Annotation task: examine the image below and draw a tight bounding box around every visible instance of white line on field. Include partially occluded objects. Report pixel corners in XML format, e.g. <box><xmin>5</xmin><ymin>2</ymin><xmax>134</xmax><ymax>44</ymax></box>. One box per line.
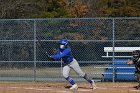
<box><xmin>96</xmin><ymin>87</ymin><xmax>108</xmax><ymax>89</ymax></box>
<box><xmin>94</xmin><ymin>85</ymin><xmax>130</xmax><ymax>89</ymax></box>
<box><xmin>0</xmin><ymin>86</ymin><xmax>68</xmax><ymax>92</ymax></box>
<box><xmin>100</xmin><ymin>85</ymin><xmax>131</xmax><ymax>88</ymax></box>
<box><xmin>0</xmin><ymin>86</ymin><xmax>96</xmax><ymax>92</ymax></box>
<box><xmin>111</xmin><ymin>86</ymin><xmax>130</xmax><ymax>88</ymax></box>
<box><xmin>129</xmin><ymin>90</ymin><xmax>140</xmax><ymax>92</ymax></box>
<box><xmin>78</xmin><ymin>89</ymin><xmax>92</xmax><ymax>91</ymax></box>
<box><xmin>0</xmin><ymin>86</ymin><xmax>52</xmax><ymax>90</ymax></box>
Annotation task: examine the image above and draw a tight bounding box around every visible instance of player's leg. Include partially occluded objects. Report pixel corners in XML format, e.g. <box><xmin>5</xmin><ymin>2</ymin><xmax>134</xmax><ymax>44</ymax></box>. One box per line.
<box><xmin>63</xmin><ymin>65</ymin><xmax>78</xmax><ymax>89</ymax></box>
<box><xmin>70</xmin><ymin>58</ymin><xmax>91</xmax><ymax>81</ymax></box>
<box><xmin>69</xmin><ymin>58</ymin><xmax>96</xmax><ymax>89</ymax></box>
<box><xmin>135</xmin><ymin>72</ymin><xmax>140</xmax><ymax>89</ymax></box>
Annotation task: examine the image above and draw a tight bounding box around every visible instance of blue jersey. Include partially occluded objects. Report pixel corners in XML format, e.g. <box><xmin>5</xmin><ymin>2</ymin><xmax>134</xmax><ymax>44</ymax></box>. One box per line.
<box><xmin>51</xmin><ymin>48</ymin><xmax>74</xmax><ymax>64</ymax></box>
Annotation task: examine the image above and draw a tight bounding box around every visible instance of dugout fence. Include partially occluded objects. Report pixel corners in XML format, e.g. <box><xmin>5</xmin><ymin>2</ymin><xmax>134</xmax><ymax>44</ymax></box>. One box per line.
<box><xmin>0</xmin><ymin>18</ymin><xmax>140</xmax><ymax>82</ymax></box>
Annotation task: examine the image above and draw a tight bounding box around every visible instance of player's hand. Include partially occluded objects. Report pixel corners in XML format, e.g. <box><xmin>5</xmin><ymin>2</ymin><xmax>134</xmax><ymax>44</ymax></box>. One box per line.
<box><xmin>127</xmin><ymin>59</ymin><xmax>133</xmax><ymax>65</ymax></box>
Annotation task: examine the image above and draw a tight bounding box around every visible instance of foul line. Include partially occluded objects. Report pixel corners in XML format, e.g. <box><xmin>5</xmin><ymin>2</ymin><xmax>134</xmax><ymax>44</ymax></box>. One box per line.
<box><xmin>96</xmin><ymin>87</ymin><xmax>108</xmax><ymax>89</ymax></box>
<box><xmin>0</xmin><ymin>86</ymin><xmax>68</xmax><ymax>93</ymax></box>
<box><xmin>78</xmin><ymin>89</ymin><xmax>93</xmax><ymax>91</ymax></box>
<box><xmin>129</xmin><ymin>90</ymin><xmax>140</xmax><ymax>92</ymax></box>
<box><xmin>0</xmin><ymin>86</ymin><xmax>52</xmax><ymax>90</ymax></box>
<box><xmin>108</xmin><ymin>85</ymin><xmax>131</xmax><ymax>88</ymax></box>
<box><xmin>0</xmin><ymin>86</ymin><xmax>96</xmax><ymax>92</ymax></box>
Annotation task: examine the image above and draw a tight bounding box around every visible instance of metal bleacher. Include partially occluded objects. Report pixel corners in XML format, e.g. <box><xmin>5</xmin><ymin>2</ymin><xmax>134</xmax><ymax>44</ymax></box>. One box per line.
<box><xmin>102</xmin><ymin>47</ymin><xmax>139</xmax><ymax>81</ymax></box>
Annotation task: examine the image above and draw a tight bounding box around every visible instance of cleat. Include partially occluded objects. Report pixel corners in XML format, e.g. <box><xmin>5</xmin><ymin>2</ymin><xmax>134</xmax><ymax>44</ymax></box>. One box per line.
<box><xmin>70</xmin><ymin>84</ymin><xmax>78</xmax><ymax>90</ymax></box>
<box><xmin>137</xmin><ymin>85</ymin><xmax>140</xmax><ymax>90</ymax></box>
<box><xmin>91</xmin><ymin>80</ymin><xmax>96</xmax><ymax>89</ymax></box>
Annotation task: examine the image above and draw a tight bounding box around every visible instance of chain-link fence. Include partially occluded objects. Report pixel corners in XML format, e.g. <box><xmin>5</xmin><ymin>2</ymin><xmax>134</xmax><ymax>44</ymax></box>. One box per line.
<box><xmin>0</xmin><ymin>18</ymin><xmax>140</xmax><ymax>82</ymax></box>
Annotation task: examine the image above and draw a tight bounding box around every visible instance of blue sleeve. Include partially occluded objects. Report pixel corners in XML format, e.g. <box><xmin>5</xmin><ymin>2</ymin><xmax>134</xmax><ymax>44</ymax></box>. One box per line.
<box><xmin>51</xmin><ymin>48</ymin><xmax>70</xmax><ymax>60</ymax></box>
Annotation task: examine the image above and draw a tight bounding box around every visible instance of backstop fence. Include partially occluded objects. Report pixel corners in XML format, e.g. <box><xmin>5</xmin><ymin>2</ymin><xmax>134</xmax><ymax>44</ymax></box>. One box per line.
<box><xmin>0</xmin><ymin>18</ymin><xmax>140</xmax><ymax>82</ymax></box>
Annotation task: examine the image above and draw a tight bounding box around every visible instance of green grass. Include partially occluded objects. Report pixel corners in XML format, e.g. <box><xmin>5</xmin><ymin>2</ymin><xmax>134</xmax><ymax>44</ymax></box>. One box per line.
<box><xmin>0</xmin><ymin>65</ymin><xmax>107</xmax><ymax>78</ymax></box>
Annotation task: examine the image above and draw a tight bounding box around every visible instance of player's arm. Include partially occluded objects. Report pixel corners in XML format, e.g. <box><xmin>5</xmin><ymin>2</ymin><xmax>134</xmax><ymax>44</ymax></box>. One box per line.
<box><xmin>48</xmin><ymin>49</ymin><xmax>60</xmax><ymax>61</ymax></box>
<box><xmin>51</xmin><ymin>48</ymin><xmax>70</xmax><ymax>60</ymax></box>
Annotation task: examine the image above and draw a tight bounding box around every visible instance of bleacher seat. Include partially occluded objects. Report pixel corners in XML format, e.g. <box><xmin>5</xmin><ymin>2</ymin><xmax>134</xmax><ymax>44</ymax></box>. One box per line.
<box><xmin>103</xmin><ymin>59</ymin><xmax>136</xmax><ymax>81</ymax></box>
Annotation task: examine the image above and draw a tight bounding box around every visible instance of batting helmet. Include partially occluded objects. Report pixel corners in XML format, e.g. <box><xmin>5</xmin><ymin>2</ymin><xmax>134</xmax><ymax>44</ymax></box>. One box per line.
<box><xmin>58</xmin><ymin>39</ymin><xmax>68</xmax><ymax>46</ymax></box>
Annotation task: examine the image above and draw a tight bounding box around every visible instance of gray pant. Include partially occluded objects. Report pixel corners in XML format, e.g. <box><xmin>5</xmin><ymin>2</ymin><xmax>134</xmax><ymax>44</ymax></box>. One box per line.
<box><xmin>63</xmin><ymin>58</ymin><xmax>85</xmax><ymax>78</ymax></box>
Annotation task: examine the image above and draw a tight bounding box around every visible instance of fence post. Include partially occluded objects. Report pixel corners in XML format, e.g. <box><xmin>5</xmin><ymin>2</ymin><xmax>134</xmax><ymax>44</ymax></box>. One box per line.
<box><xmin>33</xmin><ymin>20</ymin><xmax>37</xmax><ymax>81</ymax></box>
<box><xmin>112</xmin><ymin>18</ymin><xmax>115</xmax><ymax>82</ymax></box>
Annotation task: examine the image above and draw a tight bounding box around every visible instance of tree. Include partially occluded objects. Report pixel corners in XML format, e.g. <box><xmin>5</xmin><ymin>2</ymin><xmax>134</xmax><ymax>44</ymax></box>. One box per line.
<box><xmin>0</xmin><ymin>0</ymin><xmax>70</xmax><ymax>18</ymax></box>
<box><xmin>44</xmin><ymin>0</ymin><xmax>70</xmax><ymax>18</ymax></box>
<box><xmin>69</xmin><ymin>0</ymin><xmax>88</xmax><ymax>17</ymax></box>
<box><xmin>0</xmin><ymin>0</ymin><xmax>90</xmax><ymax>18</ymax></box>
<box><xmin>98</xmin><ymin>0</ymin><xmax>140</xmax><ymax>17</ymax></box>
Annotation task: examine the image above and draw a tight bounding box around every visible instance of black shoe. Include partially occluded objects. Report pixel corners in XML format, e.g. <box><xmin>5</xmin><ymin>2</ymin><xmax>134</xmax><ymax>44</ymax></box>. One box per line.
<box><xmin>133</xmin><ymin>85</ymin><xmax>138</xmax><ymax>88</ymax></box>
<box><xmin>136</xmin><ymin>85</ymin><xmax>140</xmax><ymax>90</ymax></box>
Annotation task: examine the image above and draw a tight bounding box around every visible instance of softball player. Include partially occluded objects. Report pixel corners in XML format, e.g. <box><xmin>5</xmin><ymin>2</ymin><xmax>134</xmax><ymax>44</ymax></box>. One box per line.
<box><xmin>50</xmin><ymin>39</ymin><xmax>96</xmax><ymax>90</ymax></box>
<box><xmin>127</xmin><ymin>50</ymin><xmax>140</xmax><ymax>90</ymax></box>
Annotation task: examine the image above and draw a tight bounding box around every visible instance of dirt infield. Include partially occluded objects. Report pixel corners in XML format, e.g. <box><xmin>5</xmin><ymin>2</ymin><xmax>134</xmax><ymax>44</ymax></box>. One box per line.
<box><xmin>0</xmin><ymin>81</ymin><xmax>139</xmax><ymax>93</ymax></box>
